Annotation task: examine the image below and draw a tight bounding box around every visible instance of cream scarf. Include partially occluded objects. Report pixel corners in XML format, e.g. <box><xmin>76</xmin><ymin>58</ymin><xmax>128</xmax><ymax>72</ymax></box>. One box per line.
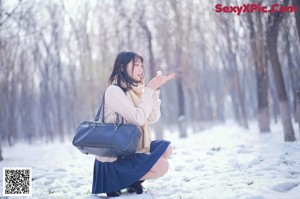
<box><xmin>113</xmin><ymin>79</ymin><xmax>151</xmax><ymax>154</ymax></box>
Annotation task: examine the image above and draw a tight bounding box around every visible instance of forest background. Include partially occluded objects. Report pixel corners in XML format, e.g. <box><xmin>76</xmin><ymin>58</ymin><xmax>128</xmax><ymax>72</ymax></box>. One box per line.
<box><xmin>0</xmin><ymin>0</ymin><xmax>300</xmax><ymax>160</ymax></box>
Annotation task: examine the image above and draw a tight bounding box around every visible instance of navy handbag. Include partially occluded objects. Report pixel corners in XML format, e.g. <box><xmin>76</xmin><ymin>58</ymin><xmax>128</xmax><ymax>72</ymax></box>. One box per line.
<box><xmin>72</xmin><ymin>91</ymin><xmax>141</xmax><ymax>157</ymax></box>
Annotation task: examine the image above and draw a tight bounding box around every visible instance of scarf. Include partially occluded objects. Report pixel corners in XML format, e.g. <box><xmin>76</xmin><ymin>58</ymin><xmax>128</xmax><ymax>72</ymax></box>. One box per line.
<box><xmin>113</xmin><ymin>79</ymin><xmax>151</xmax><ymax>154</ymax></box>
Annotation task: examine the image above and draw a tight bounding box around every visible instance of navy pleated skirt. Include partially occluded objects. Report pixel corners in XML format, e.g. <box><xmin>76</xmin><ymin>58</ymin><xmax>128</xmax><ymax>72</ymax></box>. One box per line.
<box><xmin>92</xmin><ymin>140</ymin><xmax>170</xmax><ymax>194</ymax></box>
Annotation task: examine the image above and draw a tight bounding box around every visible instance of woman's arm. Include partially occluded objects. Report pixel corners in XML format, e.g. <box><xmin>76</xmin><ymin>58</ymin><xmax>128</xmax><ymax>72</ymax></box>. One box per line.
<box><xmin>147</xmin><ymin>90</ymin><xmax>161</xmax><ymax>124</ymax></box>
<box><xmin>105</xmin><ymin>85</ymin><xmax>154</xmax><ymax>126</ymax></box>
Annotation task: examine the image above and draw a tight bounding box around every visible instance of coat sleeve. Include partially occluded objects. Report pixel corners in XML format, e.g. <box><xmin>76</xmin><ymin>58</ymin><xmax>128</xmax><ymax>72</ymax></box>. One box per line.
<box><xmin>105</xmin><ymin>85</ymin><xmax>154</xmax><ymax>126</ymax></box>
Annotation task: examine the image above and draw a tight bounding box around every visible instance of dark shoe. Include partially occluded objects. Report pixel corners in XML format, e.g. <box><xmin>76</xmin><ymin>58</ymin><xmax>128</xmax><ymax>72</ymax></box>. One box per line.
<box><xmin>127</xmin><ymin>181</ymin><xmax>144</xmax><ymax>194</ymax></box>
<box><xmin>106</xmin><ymin>190</ymin><xmax>121</xmax><ymax>197</ymax></box>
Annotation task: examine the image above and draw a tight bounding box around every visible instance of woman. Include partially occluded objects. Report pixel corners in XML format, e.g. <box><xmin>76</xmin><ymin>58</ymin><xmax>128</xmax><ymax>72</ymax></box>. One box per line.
<box><xmin>92</xmin><ymin>51</ymin><xmax>175</xmax><ymax>197</ymax></box>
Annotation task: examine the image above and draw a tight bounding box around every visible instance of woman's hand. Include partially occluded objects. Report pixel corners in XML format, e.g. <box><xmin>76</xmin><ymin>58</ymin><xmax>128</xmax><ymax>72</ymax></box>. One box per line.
<box><xmin>147</xmin><ymin>73</ymin><xmax>176</xmax><ymax>90</ymax></box>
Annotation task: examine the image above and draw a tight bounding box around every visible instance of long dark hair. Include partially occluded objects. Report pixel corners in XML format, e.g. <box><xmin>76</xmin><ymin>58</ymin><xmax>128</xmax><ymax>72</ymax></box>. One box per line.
<box><xmin>109</xmin><ymin>51</ymin><xmax>144</xmax><ymax>91</ymax></box>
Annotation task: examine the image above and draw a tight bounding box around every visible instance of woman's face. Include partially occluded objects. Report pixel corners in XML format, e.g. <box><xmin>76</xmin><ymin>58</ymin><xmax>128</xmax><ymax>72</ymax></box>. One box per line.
<box><xmin>126</xmin><ymin>58</ymin><xmax>144</xmax><ymax>82</ymax></box>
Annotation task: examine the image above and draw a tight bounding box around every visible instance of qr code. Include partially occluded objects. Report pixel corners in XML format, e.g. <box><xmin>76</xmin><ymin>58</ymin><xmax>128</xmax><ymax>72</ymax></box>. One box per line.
<box><xmin>3</xmin><ymin>167</ymin><xmax>32</xmax><ymax>196</ymax></box>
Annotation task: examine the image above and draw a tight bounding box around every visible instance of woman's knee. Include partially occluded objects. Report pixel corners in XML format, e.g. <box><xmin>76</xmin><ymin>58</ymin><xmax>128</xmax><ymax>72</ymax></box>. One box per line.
<box><xmin>160</xmin><ymin>159</ymin><xmax>169</xmax><ymax>176</ymax></box>
<box><xmin>162</xmin><ymin>145</ymin><xmax>173</xmax><ymax>159</ymax></box>
<box><xmin>153</xmin><ymin>158</ymin><xmax>169</xmax><ymax>177</ymax></box>
<box><xmin>141</xmin><ymin>158</ymin><xmax>169</xmax><ymax>180</ymax></box>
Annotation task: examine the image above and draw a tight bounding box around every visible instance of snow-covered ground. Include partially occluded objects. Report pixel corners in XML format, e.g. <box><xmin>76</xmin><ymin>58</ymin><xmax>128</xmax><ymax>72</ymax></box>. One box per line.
<box><xmin>1</xmin><ymin>121</ymin><xmax>300</xmax><ymax>199</ymax></box>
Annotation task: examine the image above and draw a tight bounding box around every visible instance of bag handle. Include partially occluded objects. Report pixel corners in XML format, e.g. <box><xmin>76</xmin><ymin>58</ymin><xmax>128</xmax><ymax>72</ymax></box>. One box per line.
<box><xmin>94</xmin><ymin>93</ymin><xmax>105</xmax><ymax>122</ymax></box>
<box><xmin>94</xmin><ymin>90</ymin><xmax>124</xmax><ymax>124</ymax></box>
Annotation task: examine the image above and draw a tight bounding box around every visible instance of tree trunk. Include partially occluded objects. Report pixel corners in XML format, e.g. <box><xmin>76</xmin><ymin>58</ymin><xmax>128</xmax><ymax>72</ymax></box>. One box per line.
<box><xmin>293</xmin><ymin>83</ymin><xmax>300</xmax><ymax>128</ymax></box>
<box><xmin>187</xmin><ymin>88</ymin><xmax>196</xmax><ymax>133</ymax></box>
<box><xmin>291</xmin><ymin>1</ymin><xmax>300</xmax><ymax>133</ymax></box>
<box><xmin>138</xmin><ymin>14</ymin><xmax>164</xmax><ymax>139</ymax></box>
<box><xmin>269</xmin><ymin>71</ymin><xmax>279</xmax><ymax>124</ymax></box>
<box><xmin>228</xmin><ymin>71</ymin><xmax>241</xmax><ymax>124</ymax></box>
<box><xmin>266</xmin><ymin>5</ymin><xmax>296</xmax><ymax>141</ymax></box>
<box><xmin>177</xmin><ymin>78</ymin><xmax>187</xmax><ymax>138</ymax></box>
<box><xmin>53</xmin><ymin>19</ymin><xmax>64</xmax><ymax>143</ymax></box>
<box><xmin>20</xmin><ymin>52</ymin><xmax>35</xmax><ymax>144</ymax></box>
<box><xmin>233</xmin><ymin>61</ymin><xmax>249</xmax><ymax>129</ymax></box>
<box><xmin>215</xmin><ymin>70</ymin><xmax>225</xmax><ymax>122</ymax></box>
<box><xmin>293</xmin><ymin>0</ymin><xmax>300</xmax><ymax>43</ymax></box>
<box><xmin>8</xmin><ymin>72</ymin><xmax>17</xmax><ymax>146</ymax></box>
<box><xmin>296</xmin><ymin>89</ymin><xmax>300</xmax><ymax>136</ymax></box>
<box><xmin>223</xmin><ymin>21</ymin><xmax>248</xmax><ymax>128</ymax></box>
<box><xmin>0</xmin><ymin>143</ymin><xmax>3</xmax><ymax>161</ymax></box>
<box><xmin>40</xmin><ymin>34</ymin><xmax>54</xmax><ymax>143</ymax></box>
<box><xmin>247</xmin><ymin>13</ymin><xmax>270</xmax><ymax>132</ymax></box>
<box><xmin>285</xmin><ymin>26</ymin><xmax>297</xmax><ymax>120</ymax></box>
<box><xmin>140</xmin><ymin>23</ymin><xmax>156</xmax><ymax>77</ymax></box>
<box><xmin>0</xmin><ymin>77</ymin><xmax>3</xmax><ymax>160</ymax></box>
<box><xmin>170</xmin><ymin>0</ymin><xmax>187</xmax><ymax>137</ymax></box>
<box><xmin>154</xmin><ymin>119</ymin><xmax>164</xmax><ymax>140</ymax></box>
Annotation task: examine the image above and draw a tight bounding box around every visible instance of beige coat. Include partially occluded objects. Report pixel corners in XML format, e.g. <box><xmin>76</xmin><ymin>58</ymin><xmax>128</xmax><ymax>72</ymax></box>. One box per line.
<box><xmin>95</xmin><ymin>85</ymin><xmax>161</xmax><ymax>162</ymax></box>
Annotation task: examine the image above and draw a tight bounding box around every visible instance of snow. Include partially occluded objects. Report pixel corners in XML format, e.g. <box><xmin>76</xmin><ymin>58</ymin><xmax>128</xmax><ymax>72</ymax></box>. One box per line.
<box><xmin>1</xmin><ymin>121</ymin><xmax>300</xmax><ymax>199</ymax></box>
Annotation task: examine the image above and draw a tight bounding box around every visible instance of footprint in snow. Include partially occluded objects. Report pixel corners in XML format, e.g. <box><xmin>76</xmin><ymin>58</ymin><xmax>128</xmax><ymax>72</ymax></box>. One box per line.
<box><xmin>194</xmin><ymin>165</ymin><xmax>204</xmax><ymax>170</ymax></box>
<box><xmin>175</xmin><ymin>165</ymin><xmax>184</xmax><ymax>171</ymax></box>
<box><xmin>271</xmin><ymin>182</ymin><xmax>300</xmax><ymax>192</ymax></box>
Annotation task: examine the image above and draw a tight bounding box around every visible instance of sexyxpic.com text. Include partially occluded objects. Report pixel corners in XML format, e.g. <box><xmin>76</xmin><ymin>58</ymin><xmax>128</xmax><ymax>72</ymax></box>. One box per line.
<box><xmin>215</xmin><ymin>3</ymin><xmax>297</xmax><ymax>16</ymax></box>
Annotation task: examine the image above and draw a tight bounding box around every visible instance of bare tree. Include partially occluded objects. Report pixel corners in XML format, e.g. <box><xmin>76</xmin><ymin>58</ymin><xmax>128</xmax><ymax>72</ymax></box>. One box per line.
<box><xmin>296</xmin><ymin>89</ymin><xmax>300</xmax><ymax>136</ymax></box>
<box><xmin>293</xmin><ymin>0</ymin><xmax>300</xmax><ymax>43</ymax></box>
<box><xmin>219</xmin><ymin>16</ymin><xmax>249</xmax><ymax>129</ymax></box>
<box><xmin>288</xmin><ymin>1</ymin><xmax>300</xmax><ymax>135</ymax></box>
<box><xmin>0</xmin><ymin>145</ymin><xmax>3</xmax><ymax>161</ymax></box>
<box><xmin>48</xmin><ymin>4</ymin><xmax>65</xmax><ymax>142</ymax></box>
<box><xmin>1</xmin><ymin>0</ymin><xmax>299</xmax><ymax>146</ymax></box>
<box><xmin>169</xmin><ymin>0</ymin><xmax>187</xmax><ymax>137</ymax></box>
<box><xmin>266</xmin><ymin>0</ymin><xmax>296</xmax><ymax>141</ymax></box>
<box><xmin>247</xmin><ymin>12</ymin><xmax>270</xmax><ymax>132</ymax></box>
<box><xmin>283</xmin><ymin>19</ymin><xmax>298</xmax><ymax>119</ymax></box>
<box><xmin>137</xmin><ymin>3</ymin><xmax>166</xmax><ymax>139</ymax></box>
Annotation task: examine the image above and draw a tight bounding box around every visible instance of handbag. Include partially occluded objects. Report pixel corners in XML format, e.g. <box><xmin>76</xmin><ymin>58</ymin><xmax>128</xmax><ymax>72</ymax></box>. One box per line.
<box><xmin>72</xmin><ymin>91</ymin><xmax>141</xmax><ymax>157</ymax></box>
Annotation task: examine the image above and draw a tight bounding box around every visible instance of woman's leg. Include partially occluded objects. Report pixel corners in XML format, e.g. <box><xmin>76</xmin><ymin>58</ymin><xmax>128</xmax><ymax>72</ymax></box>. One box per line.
<box><xmin>161</xmin><ymin>145</ymin><xmax>172</xmax><ymax>159</ymax></box>
<box><xmin>141</xmin><ymin>144</ymin><xmax>173</xmax><ymax>180</ymax></box>
<box><xmin>141</xmin><ymin>157</ymin><xmax>169</xmax><ymax>180</ymax></box>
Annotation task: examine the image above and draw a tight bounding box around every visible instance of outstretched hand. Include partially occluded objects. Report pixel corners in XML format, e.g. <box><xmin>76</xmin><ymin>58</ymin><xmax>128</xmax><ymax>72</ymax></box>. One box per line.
<box><xmin>147</xmin><ymin>73</ymin><xmax>176</xmax><ymax>90</ymax></box>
